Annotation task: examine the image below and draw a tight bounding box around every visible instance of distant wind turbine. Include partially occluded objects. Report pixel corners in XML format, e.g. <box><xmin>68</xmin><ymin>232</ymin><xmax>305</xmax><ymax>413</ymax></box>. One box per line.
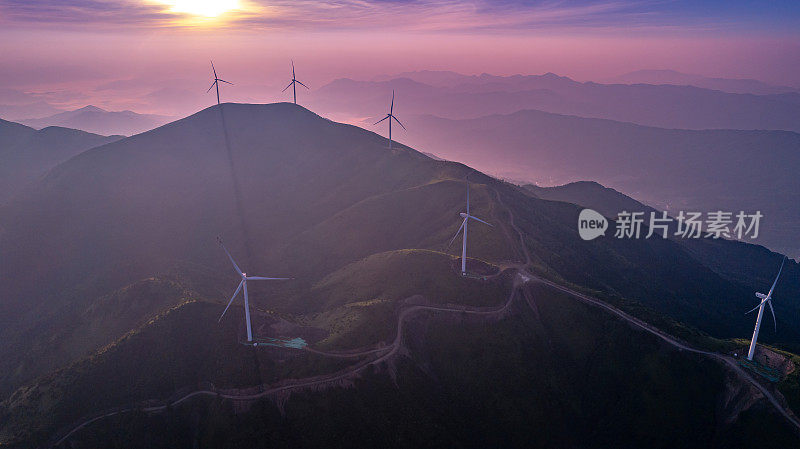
<box><xmin>282</xmin><ymin>60</ymin><xmax>309</xmax><ymax>105</ymax></box>
<box><xmin>745</xmin><ymin>257</ymin><xmax>786</xmax><ymax>361</ymax></box>
<box><xmin>217</xmin><ymin>237</ymin><xmax>290</xmax><ymax>344</ymax></box>
<box><xmin>374</xmin><ymin>90</ymin><xmax>405</xmax><ymax>150</ymax></box>
<box><xmin>207</xmin><ymin>60</ymin><xmax>233</xmax><ymax>105</ymax></box>
<box><xmin>447</xmin><ymin>180</ymin><xmax>493</xmax><ymax>276</ymax></box>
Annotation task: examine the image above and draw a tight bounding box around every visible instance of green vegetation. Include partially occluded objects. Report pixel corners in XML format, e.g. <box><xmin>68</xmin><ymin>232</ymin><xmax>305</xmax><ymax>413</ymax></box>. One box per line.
<box><xmin>46</xmin><ymin>284</ymin><xmax>800</xmax><ymax>448</ymax></box>
<box><xmin>301</xmin><ymin>249</ymin><xmax>509</xmax><ymax>349</ymax></box>
<box><xmin>0</xmin><ymin>300</ymin><xmax>351</xmax><ymax>446</ymax></box>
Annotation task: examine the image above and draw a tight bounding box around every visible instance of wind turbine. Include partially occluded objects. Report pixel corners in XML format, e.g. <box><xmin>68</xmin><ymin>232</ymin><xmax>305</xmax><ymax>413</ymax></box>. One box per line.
<box><xmin>447</xmin><ymin>181</ymin><xmax>493</xmax><ymax>276</ymax></box>
<box><xmin>374</xmin><ymin>90</ymin><xmax>405</xmax><ymax>150</ymax></box>
<box><xmin>217</xmin><ymin>237</ymin><xmax>290</xmax><ymax>344</ymax></box>
<box><xmin>207</xmin><ymin>60</ymin><xmax>233</xmax><ymax>105</ymax></box>
<box><xmin>282</xmin><ymin>60</ymin><xmax>309</xmax><ymax>105</ymax></box>
<box><xmin>745</xmin><ymin>257</ymin><xmax>786</xmax><ymax>361</ymax></box>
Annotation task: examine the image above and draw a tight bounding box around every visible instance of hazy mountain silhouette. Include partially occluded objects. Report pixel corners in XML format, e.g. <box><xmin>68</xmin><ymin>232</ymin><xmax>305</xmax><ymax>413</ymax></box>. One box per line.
<box><xmin>313</xmin><ymin>72</ymin><xmax>800</xmax><ymax>131</ymax></box>
<box><xmin>1</xmin><ymin>103</ymin><xmax>799</xmax><ymax>447</ymax></box>
<box><xmin>525</xmin><ymin>181</ymin><xmax>659</xmax><ymax>219</ymax></box>
<box><xmin>609</xmin><ymin>69</ymin><xmax>800</xmax><ymax>95</ymax></box>
<box><xmin>0</xmin><ymin>119</ymin><xmax>122</xmax><ymax>204</ymax></box>
<box><xmin>403</xmin><ymin>109</ymin><xmax>800</xmax><ymax>258</ymax></box>
<box><xmin>19</xmin><ymin>105</ymin><xmax>174</xmax><ymax>136</ymax></box>
<box><xmin>0</xmin><ymin>101</ymin><xmax>63</xmax><ymax>120</ymax></box>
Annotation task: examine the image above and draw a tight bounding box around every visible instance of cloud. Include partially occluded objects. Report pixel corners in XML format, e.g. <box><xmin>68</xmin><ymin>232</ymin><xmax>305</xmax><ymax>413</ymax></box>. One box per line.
<box><xmin>3</xmin><ymin>0</ymin><xmax>795</xmax><ymax>34</ymax></box>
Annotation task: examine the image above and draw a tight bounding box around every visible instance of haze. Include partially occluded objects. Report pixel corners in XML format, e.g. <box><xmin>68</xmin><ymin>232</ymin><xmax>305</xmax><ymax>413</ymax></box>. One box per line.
<box><xmin>1</xmin><ymin>0</ymin><xmax>799</xmax><ymax>116</ymax></box>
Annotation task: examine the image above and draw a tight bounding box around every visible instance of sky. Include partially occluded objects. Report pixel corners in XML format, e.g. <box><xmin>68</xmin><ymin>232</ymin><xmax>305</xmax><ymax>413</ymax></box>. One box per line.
<box><xmin>1</xmin><ymin>0</ymin><xmax>799</xmax><ymax>116</ymax></box>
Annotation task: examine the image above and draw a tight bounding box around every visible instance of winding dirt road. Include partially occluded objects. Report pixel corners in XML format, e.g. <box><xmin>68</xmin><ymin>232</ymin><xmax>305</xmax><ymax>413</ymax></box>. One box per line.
<box><xmin>51</xmin><ymin>278</ymin><xmax>523</xmax><ymax>447</ymax></box>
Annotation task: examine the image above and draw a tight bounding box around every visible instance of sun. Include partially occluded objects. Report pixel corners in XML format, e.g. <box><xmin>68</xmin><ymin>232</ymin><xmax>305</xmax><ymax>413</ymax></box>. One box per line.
<box><xmin>155</xmin><ymin>0</ymin><xmax>242</xmax><ymax>18</ymax></box>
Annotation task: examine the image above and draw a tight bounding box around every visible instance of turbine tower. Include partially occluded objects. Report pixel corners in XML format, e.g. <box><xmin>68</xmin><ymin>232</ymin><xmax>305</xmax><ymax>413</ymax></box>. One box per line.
<box><xmin>374</xmin><ymin>90</ymin><xmax>405</xmax><ymax>150</ymax></box>
<box><xmin>282</xmin><ymin>60</ymin><xmax>309</xmax><ymax>105</ymax></box>
<box><xmin>745</xmin><ymin>257</ymin><xmax>786</xmax><ymax>361</ymax></box>
<box><xmin>448</xmin><ymin>181</ymin><xmax>492</xmax><ymax>276</ymax></box>
<box><xmin>207</xmin><ymin>60</ymin><xmax>233</xmax><ymax>105</ymax></box>
<box><xmin>217</xmin><ymin>237</ymin><xmax>290</xmax><ymax>343</ymax></box>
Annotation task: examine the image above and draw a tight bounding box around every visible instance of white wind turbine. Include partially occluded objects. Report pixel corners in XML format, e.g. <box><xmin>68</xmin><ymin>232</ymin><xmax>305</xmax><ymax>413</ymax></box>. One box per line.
<box><xmin>207</xmin><ymin>60</ymin><xmax>233</xmax><ymax>105</ymax></box>
<box><xmin>374</xmin><ymin>90</ymin><xmax>405</xmax><ymax>150</ymax></box>
<box><xmin>217</xmin><ymin>238</ymin><xmax>290</xmax><ymax>344</ymax></box>
<box><xmin>448</xmin><ymin>181</ymin><xmax>492</xmax><ymax>276</ymax></box>
<box><xmin>745</xmin><ymin>257</ymin><xmax>786</xmax><ymax>361</ymax></box>
<box><xmin>282</xmin><ymin>60</ymin><xmax>309</xmax><ymax>105</ymax></box>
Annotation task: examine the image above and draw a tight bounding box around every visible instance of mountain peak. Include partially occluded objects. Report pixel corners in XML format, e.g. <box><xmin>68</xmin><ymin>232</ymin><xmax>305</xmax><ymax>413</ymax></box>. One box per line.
<box><xmin>75</xmin><ymin>105</ymin><xmax>106</xmax><ymax>113</ymax></box>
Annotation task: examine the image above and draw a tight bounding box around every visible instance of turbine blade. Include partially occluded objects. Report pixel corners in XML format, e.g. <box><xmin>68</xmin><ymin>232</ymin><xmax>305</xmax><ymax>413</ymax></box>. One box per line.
<box><xmin>245</xmin><ymin>276</ymin><xmax>291</xmax><ymax>281</ymax></box>
<box><xmin>390</xmin><ymin>90</ymin><xmax>394</xmax><ymax>114</ymax></box>
<box><xmin>745</xmin><ymin>298</ymin><xmax>768</xmax><ymax>315</ymax></box>
<box><xmin>219</xmin><ymin>241</ymin><xmax>243</xmax><ymax>276</ymax></box>
<box><xmin>296</xmin><ymin>80</ymin><xmax>310</xmax><ymax>89</ymax></box>
<box><xmin>766</xmin><ymin>257</ymin><xmax>786</xmax><ymax>298</ymax></box>
<box><xmin>282</xmin><ymin>81</ymin><xmax>294</xmax><ymax>92</ymax></box>
<box><xmin>211</xmin><ymin>60</ymin><xmax>217</xmax><ymax>78</ymax></box>
<box><xmin>219</xmin><ymin>280</ymin><xmax>244</xmax><ymax>322</ymax></box>
<box><xmin>218</xmin><ymin>79</ymin><xmax>233</xmax><ymax>85</ymax></box>
<box><xmin>391</xmin><ymin>115</ymin><xmax>406</xmax><ymax>130</ymax></box>
<box><xmin>466</xmin><ymin>182</ymin><xmax>470</xmax><ymax>215</ymax></box>
<box><xmin>207</xmin><ymin>81</ymin><xmax>217</xmax><ymax>93</ymax></box>
<box><xmin>448</xmin><ymin>218</ymin><xmax>467</xmax><ymax>248</ymax></box>
<box><xmin>374</xmin><ymin>115</ymin><xmax>389</xmax><ymax>125</ymax></box>
<box><xmin>292</xmin><ymin>59</ymin><xmax>295</xmax><ymax>78</ymax></box>
<box><xmin>768</xmin><ymin>300</ymin><xmax>777</xmax><ymax>332</ymax></box>
<box><xmin>468</xmin><ymin>215</ymin><xmax>493</xmax><ymax>227</ymax></box>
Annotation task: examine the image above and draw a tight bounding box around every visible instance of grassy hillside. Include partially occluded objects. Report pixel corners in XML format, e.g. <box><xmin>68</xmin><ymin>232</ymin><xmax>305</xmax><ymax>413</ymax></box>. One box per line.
<box><xmin>300</xmin><ymin>249</ymin><xmax>509</xmax><ymax>349</ymax></box>
<box><xmin>16</xmin><ymin>282</ymin><xmax>798</xmax><ymax>448</ymax></box>
<box><xmin>2</xmin><ymin>103</ymin><xmax>800</xmax><ymax>447</ymax></box>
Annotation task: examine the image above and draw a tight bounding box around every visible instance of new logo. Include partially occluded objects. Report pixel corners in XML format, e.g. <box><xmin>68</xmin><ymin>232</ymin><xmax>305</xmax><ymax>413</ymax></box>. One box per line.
<box><xmin>578</xmin><ymin>209</ymin><xmax>608</xmax><ymax>241</ymax></box>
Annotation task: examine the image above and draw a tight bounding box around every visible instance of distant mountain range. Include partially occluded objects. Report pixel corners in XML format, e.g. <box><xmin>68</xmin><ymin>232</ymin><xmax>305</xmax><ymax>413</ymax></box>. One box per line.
<box><xmin>313</xmin><ymin>71</ymin><xmax>800</xmax><ymax>132</ymax></box>
<box><xmin>18</xmin><ymin>105</ymin><xmax>174</xmax><ymax>136</ymax></box>
<box><xmin>402</xmin><ymin>109</ymin><xmax>800</xmax><ymax>258</ymax></box>
<box><xmin>0</xmin><ymin>118</ymin><xmax>121</xmax><ymax>204</ymax></box>
<box><xmin>0</xmin><ymin>101</ymin><xmax>64</xmax><ymax>120</ymax></box>
<box><xmin>608</xmin><ymin>69</ymin><xmax>800</xmax><ymax>95</ymax></box>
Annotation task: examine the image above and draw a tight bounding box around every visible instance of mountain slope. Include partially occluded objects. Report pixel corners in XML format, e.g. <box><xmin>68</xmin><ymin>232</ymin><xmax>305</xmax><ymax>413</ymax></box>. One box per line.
<box><xmin>1</xmin><ymin>102</ymin><xmax>798</xmax><ymax>394</ymax></box>
<box><xmin>0</xmin><ymin>119</ymin><xmax>121</xmax><ymax>204</ymax></box>
<box><xmin>1</xmin><ymin>103</ymin><xmax>800</xmax><ymax>446</ymax></box>
<box><xmin>524</xmin><ymin>181</ymin><xmax>658</xmax><ymax>219</ymax></box>
<box><xmin>2</xmin><ymin>274</ymin><xmax>797</xmax><ymax>448</ymax></box>
<box><xmin>19</xmin><ymin>105</ymin><xmax>173</xmax><ymax>136</ymax></box>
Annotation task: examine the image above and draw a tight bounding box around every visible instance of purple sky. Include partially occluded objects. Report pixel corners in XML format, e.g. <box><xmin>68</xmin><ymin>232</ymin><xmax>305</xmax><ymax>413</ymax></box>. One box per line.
<box><xmin>1</xmin><ymin>1</ymin><xmax>799</xmax><ymax>116</ymax></box>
